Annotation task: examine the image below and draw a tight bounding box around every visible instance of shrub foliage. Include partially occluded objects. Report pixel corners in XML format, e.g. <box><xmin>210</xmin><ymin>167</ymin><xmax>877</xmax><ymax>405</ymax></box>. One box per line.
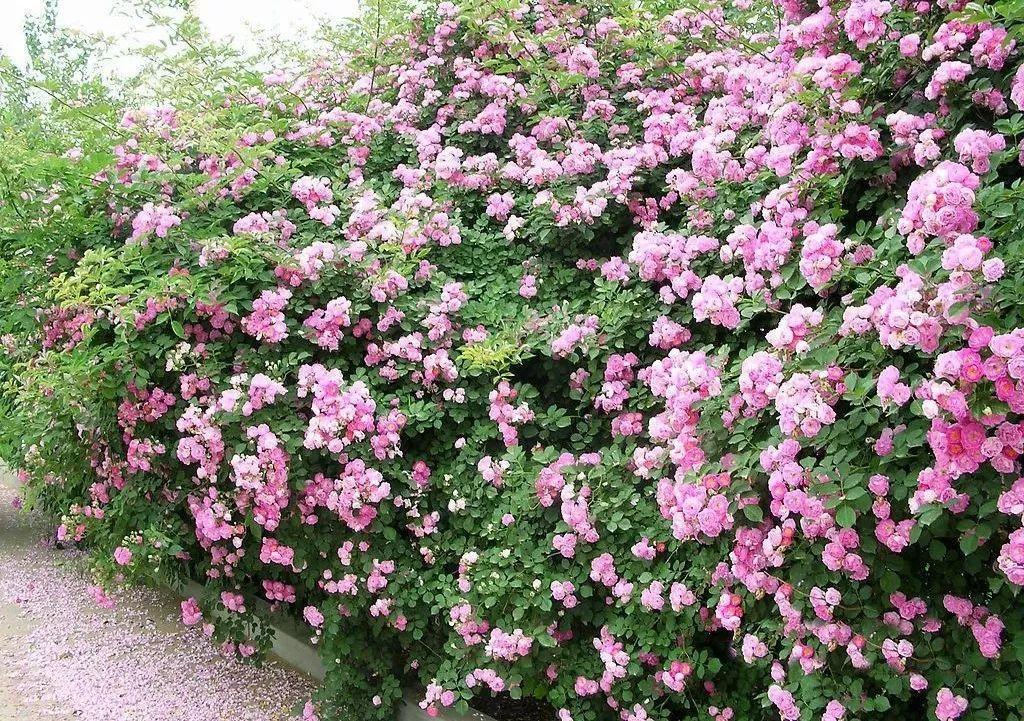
<box><xmin>4</xmin><ymin>1</ymin><xmax>1024</xmax><ymax>720</ymax></box>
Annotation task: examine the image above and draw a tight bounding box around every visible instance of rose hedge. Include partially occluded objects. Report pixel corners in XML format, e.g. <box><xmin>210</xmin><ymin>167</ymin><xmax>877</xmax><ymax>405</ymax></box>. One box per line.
<box><xmin>4</xmin><ymin>1</ymin><xmax>1024</xmax><ymax>720</ymax></box>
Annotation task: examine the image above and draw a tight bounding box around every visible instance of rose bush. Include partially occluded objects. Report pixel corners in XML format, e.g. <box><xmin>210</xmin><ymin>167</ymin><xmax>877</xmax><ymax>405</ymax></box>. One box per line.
<box><xmin>4</xmin><ymin>1</ymin><xmax>1024</xmax><ymax>720</ymax></box>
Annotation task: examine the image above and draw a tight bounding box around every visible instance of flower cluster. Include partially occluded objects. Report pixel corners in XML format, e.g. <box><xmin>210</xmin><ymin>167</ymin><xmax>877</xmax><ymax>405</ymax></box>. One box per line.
<box><xmin>241</xmin><ymin>287</ymin><xmax>292</xmax><ymax>343</ymax></box>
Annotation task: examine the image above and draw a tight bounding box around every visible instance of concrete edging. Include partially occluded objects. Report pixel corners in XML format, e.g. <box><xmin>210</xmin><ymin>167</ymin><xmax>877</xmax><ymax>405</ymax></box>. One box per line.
<box><xmin>179</xmin><ymin>581</ymin><xmax>496</xmax><ymax>721</ymax></box>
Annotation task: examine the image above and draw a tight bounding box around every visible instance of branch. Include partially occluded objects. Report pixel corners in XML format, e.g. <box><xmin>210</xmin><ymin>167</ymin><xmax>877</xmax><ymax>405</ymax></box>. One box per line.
<box><xmin>0</xmin><ymin>67</ymin><xmax>127</xmax><ymax>137</ymax></box>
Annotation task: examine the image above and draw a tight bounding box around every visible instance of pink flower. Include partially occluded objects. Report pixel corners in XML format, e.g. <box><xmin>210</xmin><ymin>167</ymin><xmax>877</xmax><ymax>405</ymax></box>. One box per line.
<box><xmin>800</xmin><ymin>223</ymin><xmax>844</xmax><ymax>290</ymax></box>
<box><xmin>486</xmin><ymin>192</ymin><xmax>515</xmax><ymax>221</ymax></box>
<box><xmin>899</xmin><ymin>34</ymin><xmax>920</xmax><ymax>57</ymax></box>
<box><xmin>877</xmin><ymin>366</ymin><xmax>911</xmax><ymax>407</ymax></box>
<box><xmin>221</xmin><ymin>591</ymin><xmax>246</xmax><ymax>613</ymax></box>
<box><xmin>954</xmin><ymin>129</ymin><xmax>1006</xmax><ymax>174</ymax></box>
<box><xmin>291</xmin><ymin>176</ymin><xmax>339</xmax><ymax>226</ymax></box>
<box><xmin>934</xmin><ymin>688</ymin><xmax>968</xmax><ymax>721</ymax></box>
<box><xmin>822</xmin><ymin>700</ymin><xmax>846</xmax><ymax>721</ymax></box>
<box><xmin>303</xmin><ymin>605</ymin><xmax>325</xmax><ymax>628</ymax></box>
<box><xmin>129</xmin><ymin>202</ymin><xmax>181</xmax><ymax>242</ymax></box>
<box><xmin>925</xmin><ymin>62</ymin><xmax>972</xmax><ymax>101</ymax></box>
<box><xmin>767</xmin><ymin>684</ymin><xmax>799</xmax><ymax>721</ymax></box>
<box><xmin>692</xmin><ymin>275</ymin><xmax>743</xmax><ymax>329</ymax></box>
<box><xmin>180</xmin><ymin>597</ymin><xmax>203</xmax><ymax>626</ymax></box>
<box><xmin>1013</xmin><ymin>65</ymin><xmax>1024</xmax><ymax>111</ymax></box>
<box><xmin>843</xmin><ymin>0</ymin><xmax>891</xmax><ymax>50</ymax></box>
<box><xmin>241</xmin><ymin>287</ymin><xmax>292</xmax><ymax>343</ymax></box>
<box><xmin>302</xmin><ymin>700</ymin><xmax>320</xmax><ymax>721</ymax></box>
<box><xmin>898</xmin><ymin>162</ymin><xmax>980</xmax><ymax>253</ymax></box>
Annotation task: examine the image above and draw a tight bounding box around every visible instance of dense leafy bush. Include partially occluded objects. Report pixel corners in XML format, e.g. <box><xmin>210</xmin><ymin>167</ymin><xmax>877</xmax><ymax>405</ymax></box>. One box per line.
<box><xmin>6</xmin><ymin>0</ymin><xmax>1024</xmax><ymax>719</ymax></box>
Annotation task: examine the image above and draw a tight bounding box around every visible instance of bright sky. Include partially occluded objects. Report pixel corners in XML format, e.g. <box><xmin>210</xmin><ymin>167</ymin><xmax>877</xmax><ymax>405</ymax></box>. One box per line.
<box><xmin>0</xmin><ymin>0</ymin><xmax>360</xmax><ymax>69</ymax></box>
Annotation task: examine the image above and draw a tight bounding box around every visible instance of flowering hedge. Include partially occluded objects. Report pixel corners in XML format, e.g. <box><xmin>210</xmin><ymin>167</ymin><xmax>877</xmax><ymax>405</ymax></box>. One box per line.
<box><xmin>5</xmin><ymin>1</ymin><xmax>1024</xmax><ymax>720</ymax></box>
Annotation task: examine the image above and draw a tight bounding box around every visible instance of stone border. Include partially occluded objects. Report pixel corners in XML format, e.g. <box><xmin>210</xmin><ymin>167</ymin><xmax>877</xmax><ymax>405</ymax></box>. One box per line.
<box><xmin>180</xmin><ymin>582</ymin><xmax>496</xmax><ymax>721</ymax></box>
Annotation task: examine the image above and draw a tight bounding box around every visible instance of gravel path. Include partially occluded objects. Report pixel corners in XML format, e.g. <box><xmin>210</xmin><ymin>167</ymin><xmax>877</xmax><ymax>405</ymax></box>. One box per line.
<box><xmin>0</xmin><ymin>469</ymin><xmax>315</xmax><ymax>721</ymax></box>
